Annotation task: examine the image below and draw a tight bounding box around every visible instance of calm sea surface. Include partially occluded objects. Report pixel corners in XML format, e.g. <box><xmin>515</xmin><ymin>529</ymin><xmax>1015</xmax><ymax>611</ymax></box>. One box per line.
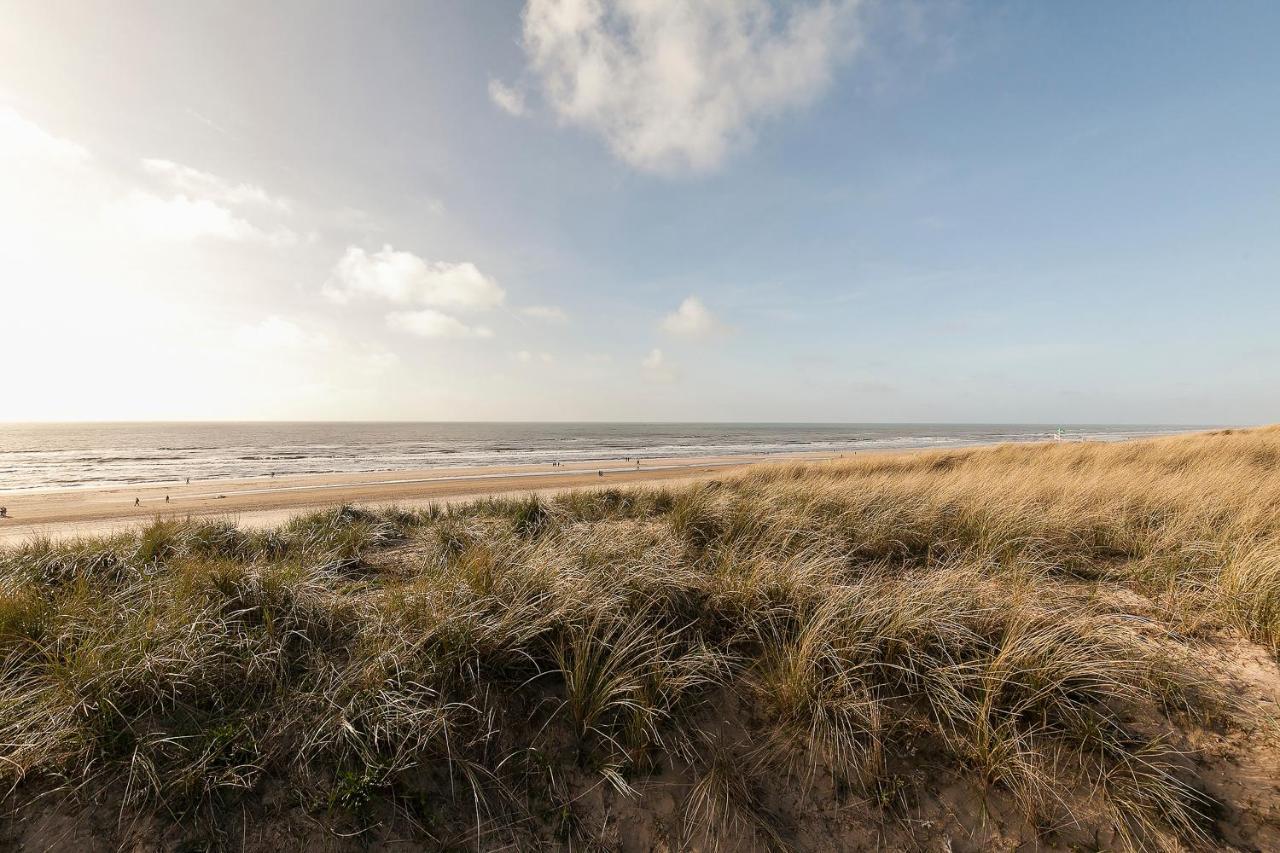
<box><xmin>0</xmin><ymin>423</ymin><xmax>1207</xmax><ymax>492</ymax></box>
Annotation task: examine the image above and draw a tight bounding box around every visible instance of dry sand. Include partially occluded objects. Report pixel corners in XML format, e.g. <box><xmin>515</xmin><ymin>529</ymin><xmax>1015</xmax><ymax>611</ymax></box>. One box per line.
<box><xmin>0</xmin><ymin>452</ymin><xmax>840</xmax><ymax>545</ymax></box>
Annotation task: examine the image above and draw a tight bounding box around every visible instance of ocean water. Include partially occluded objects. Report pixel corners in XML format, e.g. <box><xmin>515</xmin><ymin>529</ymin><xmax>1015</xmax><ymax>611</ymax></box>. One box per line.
<box><xmin>0</xmin><ymin>422</ymin><xmax>1205</xmax><ymax>492</ymax></box>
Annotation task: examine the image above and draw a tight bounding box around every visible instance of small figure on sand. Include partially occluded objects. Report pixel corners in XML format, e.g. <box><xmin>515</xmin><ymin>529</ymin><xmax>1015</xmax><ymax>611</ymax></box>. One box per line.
<box><xmin>185</xmin><ymin>477</ymin><xmax>190</xmax><ymax>485</ymax></box>
<box><xmin>598</xmin><ymin>470</ymin><xmax>603</xmax><ymax>477</ymax></box>
<box><xmin>134</xmin><ymin>497</ymin><xmax>140</xmax><ymax>507</ymax></box>
<box><xmin>165</xmin><ymin>495</ymin><xmax>170</xmax><ymax>503</ymax></box>
<box><xmin>0</xmin><ymin>506</ymin><xmax>8</xmax><ymax>518</ymax></box>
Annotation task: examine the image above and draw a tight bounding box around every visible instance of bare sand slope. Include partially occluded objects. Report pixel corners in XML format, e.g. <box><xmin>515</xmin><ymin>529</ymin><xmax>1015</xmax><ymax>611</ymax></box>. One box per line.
<box><xmin>0</xmin><ymin>452</ymin><xmax>835</xmax><ymax>545</ymax></box>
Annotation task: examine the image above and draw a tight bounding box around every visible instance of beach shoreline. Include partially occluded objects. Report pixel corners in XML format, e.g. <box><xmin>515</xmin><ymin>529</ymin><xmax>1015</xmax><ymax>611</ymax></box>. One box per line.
<box><xmin>0</xmin><ymin>427</ymin><xmax>1206</xmax><ymax>547</ymax></box>
<box><xmin>0</xmin><ymin>450</ymin><xmax>843</xmax><ymax>545</ymax></box>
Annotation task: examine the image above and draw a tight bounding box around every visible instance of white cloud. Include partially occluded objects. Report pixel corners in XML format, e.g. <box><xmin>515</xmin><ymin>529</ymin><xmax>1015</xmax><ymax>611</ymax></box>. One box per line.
<box><xmin>520</xmin><ymin>304</ymin><xmax>568</xmax><ymax>322</ymax></box>
<box><xmin>387</xmin><ymin>309</ymin><xmax>494</xmax><ymax>339</ymax></box>
<box><xmin>520</xmin><ymin>0</ymin><xmax>864</xmax><ymax>173</ymax></box>
<box><xmin>488</xmin><ymin>78</ymin><xmax>527</xmax><ymax>116</ymax></box>
<box><xmin>324</xmin><ymin>245</ymin><xmax>505</xmax><ymax>311</ymax></box>
<box><xmin>108</xmin><ymin>190</ymin><xmax>298</xmax><ymax>245</ymax></box>
<box><xmin>141</xmin><ymin>158</ymin><xmax>292</xmax><ymax>212</ymax></box>
<box><xmin>114</xmin><ymin>158</ymin><xmax>299</xmax><ymax>245</ymax></box>
<box><xmin>661</xmin><ymin>295</ymin><xmax>722</xmax><ymax>337</ymax></box>
<box><xmin>641</xmin><ymin>347</ymin><xmax>677</xmax><ymax>381</ymax></box>
<box><xmin>513</xmin><ymin>350</ymin><xmax>555</xmax><ymax>363</ymax></box>
<box><xmin>0</xmin><ymin>107</ymin><xmax>90</xmax><ymax>165</ymax></box>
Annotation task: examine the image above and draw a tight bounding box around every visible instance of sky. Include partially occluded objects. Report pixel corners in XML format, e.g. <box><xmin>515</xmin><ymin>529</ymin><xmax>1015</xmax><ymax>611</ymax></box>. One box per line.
<box><xmin>1</xmin><ymin>0</ymin><xmax>1278</xmax><ymax>424</ymax></box>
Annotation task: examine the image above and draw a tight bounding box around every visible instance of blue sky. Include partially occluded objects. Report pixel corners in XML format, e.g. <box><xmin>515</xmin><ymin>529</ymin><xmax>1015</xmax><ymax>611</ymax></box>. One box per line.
<box><xmin>1</xmin><ymin>0</ymin><xmax>1277</xmax><ymax>422</ymax></box>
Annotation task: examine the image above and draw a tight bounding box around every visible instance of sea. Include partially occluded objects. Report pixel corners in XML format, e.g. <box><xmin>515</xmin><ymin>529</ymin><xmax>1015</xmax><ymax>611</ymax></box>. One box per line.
<box><xmin>0</xmin><ymin>423</ymin><xmax>1207</xmax><ymax>492</ymax></box>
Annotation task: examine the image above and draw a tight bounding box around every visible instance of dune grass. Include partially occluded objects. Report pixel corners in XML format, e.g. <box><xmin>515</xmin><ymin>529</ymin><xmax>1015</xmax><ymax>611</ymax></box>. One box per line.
<box><xmin>1</xmin><ymin>427</ymin><xmax>1278</xmax><ymax>849</ymax></box>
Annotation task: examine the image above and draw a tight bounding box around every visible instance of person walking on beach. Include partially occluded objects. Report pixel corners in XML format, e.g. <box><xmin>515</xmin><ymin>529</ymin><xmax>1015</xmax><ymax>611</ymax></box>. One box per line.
<box><xmin>185</xmin><ymin>477</ymin><xmax>190</xmax><ymax>485</ymax></box>
<box><xmin>134</xmin><ymin>498</ymin><xmax>140</xmax><ymax>507</ymax></box>
<box><xmin>0</xmin><ymin>506</ymin><xmax>8</xmax><ymax>518</ymax></box>
<box><xmin>165</xmin><ymin>495</ymin><xmax>170</xmax><ymax>503</ymax></box>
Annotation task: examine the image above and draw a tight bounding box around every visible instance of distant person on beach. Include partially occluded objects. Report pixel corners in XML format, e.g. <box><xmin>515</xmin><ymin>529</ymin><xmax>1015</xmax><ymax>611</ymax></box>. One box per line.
<box><xmin>185</xmin><ymin>477</ymin><xmax>190</xmax><ymax>484</ymax></box>
<box><xmin>598</xmin><ymin>470</ymin><xmax>603</xmax><ymax>477</ymax></box>
<box><xmin>134</xmin><ymin>498</ymin><xmax>140</xmax><ymax>507</ymax></box>
<box><xmin>165</xmin><ymin>495</ymin><xmax>170</xmax><ymax>503</ymax></box>
<box><xmin>0</xmin><ymin>506</ymin><xmax>7</xmax><ymax>518</ymax></box>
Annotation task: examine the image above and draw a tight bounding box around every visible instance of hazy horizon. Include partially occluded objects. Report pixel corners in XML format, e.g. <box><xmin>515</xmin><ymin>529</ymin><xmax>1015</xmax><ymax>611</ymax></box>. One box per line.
<box><xmin>3</xmin><ymin>1</ymin><xmax>1278</xmax><ymax>424</ymax></box>
<box><xmin>0</xmin><ymin>418</ymin><xmax>1230</xmax><ymax>427</ymax></box>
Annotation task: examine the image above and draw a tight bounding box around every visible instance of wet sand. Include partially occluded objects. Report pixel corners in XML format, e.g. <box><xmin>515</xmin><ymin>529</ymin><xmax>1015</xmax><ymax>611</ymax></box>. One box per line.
<box><xmin>0</xmin><ymin>452</ymin><xmax>838</xmax><ymax>545</ymax></box>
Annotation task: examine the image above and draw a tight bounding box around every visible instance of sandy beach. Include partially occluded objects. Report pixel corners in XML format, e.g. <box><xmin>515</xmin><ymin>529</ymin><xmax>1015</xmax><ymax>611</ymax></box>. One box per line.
<box><xmin>0</xmin><ymin>451</ymin><xmax>836</xmax><ymax>546</ymax></box>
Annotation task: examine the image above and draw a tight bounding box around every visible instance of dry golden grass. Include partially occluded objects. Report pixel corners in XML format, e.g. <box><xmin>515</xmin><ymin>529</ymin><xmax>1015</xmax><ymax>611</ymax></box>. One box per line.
<box><xmin>736</xmin><ymin>425</ymin><xmax>1280</xmax><ymax>648</ymax></box>
<box><xmin>0</xmin><ymin>427</ymin><xmax>1277</xmax><ymax>851</ymax></box>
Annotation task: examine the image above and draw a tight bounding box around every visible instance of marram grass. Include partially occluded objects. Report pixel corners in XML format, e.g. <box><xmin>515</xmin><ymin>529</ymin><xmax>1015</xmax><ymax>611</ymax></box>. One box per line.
<box><xmin>1</xmin><ymin>427</ymin><xmax>1278</xmax><ymax>850</ymax></box>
